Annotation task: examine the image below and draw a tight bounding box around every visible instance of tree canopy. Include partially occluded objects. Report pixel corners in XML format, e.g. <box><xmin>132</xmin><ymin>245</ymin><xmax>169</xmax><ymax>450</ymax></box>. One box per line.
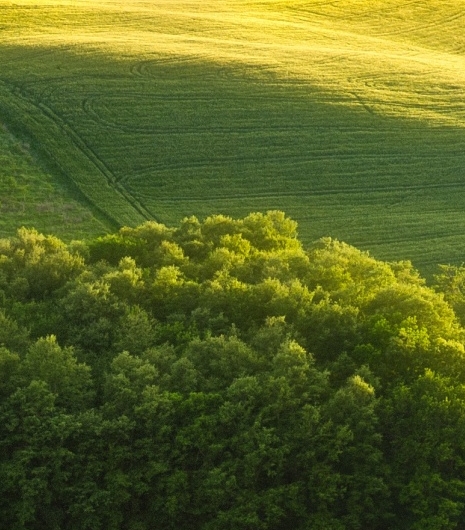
<box><xmin>1</xmin><ymin>211</ymin><xmax>465</xmax><ymax>529</ymax></box>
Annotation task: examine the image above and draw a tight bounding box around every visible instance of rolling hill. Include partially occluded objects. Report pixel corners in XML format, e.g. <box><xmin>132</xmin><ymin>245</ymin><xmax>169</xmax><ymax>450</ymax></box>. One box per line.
<box><xmin>1</xmin><ymin>0</ymin><xmax>465</xmax><ymax>274</ymax></box>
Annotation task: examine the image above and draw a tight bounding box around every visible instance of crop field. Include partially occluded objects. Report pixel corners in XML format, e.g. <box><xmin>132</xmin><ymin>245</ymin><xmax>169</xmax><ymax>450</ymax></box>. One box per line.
<box><xmin>0</xmin><ymin>121</ymin><xmax>108</xmax><ymax>239</ymax></box>
<box><xmin>1</xmin><ymin>0</ymin><xmax>465</xmax><ymax>273</ymax></box>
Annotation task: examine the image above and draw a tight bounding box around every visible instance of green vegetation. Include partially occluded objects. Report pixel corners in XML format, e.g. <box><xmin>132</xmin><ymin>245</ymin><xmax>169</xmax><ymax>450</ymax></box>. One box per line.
<box><xmin>0</xmin><ymin>121</ymin><xmax>107</xmax><ymax>239</ymax></box>
<box><xmin>0</xmin><ymin>1</ymin><xmax>465</xmax><ymax>274</ymax></box>
<box><xmin>3</xmin><ymin>2</ymin><xmax>465</xmax><ymax>526</ymax></box>
<box><xmin>3</xmin><ymin>212</ymin><xmax>465</xmax><ymax>528</ymax></box>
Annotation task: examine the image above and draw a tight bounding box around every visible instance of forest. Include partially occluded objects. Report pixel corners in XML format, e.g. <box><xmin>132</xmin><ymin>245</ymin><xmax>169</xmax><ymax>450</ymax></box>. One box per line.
<box><xmin>2</xmin><ymin>210</ymin><xmax>465</xmax><ymax>529</ymax></box>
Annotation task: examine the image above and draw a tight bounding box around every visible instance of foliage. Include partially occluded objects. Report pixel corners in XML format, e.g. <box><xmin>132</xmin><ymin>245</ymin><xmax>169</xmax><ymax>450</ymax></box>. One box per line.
<box><xmin>1</xmin><ymin>213</ymin><xmax>465</xmax><ymax>527</ymax></box>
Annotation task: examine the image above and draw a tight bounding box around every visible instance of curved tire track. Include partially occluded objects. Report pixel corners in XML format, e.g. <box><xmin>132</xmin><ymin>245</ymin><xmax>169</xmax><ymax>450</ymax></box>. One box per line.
<box><xmin>0</xmin><ymin>79</ymin><xmax>153</xmax><ymax>227</ymax></box>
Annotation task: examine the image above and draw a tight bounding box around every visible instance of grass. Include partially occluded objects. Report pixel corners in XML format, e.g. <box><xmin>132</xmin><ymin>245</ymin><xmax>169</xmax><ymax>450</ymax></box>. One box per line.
<box><xmin>0</xmin><ymin>0</ymin><xmax>465</xmax><ymax>274</ymax></box>
<box><xmin>0</xmin><ymin>121</ymin><xmax>108</xmax><ymax>239</ymax></box>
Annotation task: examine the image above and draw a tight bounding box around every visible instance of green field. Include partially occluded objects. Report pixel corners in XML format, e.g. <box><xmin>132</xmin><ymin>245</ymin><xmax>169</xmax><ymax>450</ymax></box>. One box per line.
<box><xmin>0</xmin><ymin>120</ymin><xmax>108</xmax><ymax>239</ymax></box>
<box><xmin>1</xmin><ymin>0</ymin><xmax>465</xmax><ymax>273</ymax></box>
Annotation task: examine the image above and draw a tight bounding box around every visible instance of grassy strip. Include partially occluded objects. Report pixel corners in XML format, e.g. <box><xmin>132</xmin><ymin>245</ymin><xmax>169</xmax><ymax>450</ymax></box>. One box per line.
<box><xmin>0</xmin><ymin>126</ymin><xmax>107</xmax><ymax>239</ymax></box>
<box><xmin>0</xmin><ymin>80</ymin><xmax>149</xmax><ymax>229</ymax></box>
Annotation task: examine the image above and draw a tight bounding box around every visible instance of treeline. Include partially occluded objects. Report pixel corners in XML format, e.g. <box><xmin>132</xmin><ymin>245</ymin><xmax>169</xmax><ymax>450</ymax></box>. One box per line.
<box><xmin>2</xmin><ymin>211</ymin><xmax>465</xmax><ymax>529</ymax></box>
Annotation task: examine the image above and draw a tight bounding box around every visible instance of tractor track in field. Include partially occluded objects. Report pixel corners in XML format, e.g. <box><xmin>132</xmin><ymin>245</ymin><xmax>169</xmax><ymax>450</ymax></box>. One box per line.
<box><xmin>3</xmin><ymin>0</ymin><xmax>465</xmax><ymax>272</ymax></box>
<box><xmin>0</xmin><ymin>78</ymin><xmax>154</xmax><ymax>225</ymax></box>
<box><xmin>121</xmin><ymin>147</ymin><xmax>465</xmax><ymax>179</ymax></box>
<box><xmin>129</xmin><ymin>56</ymin><xmax>201</xmax><ymax>77</ymax></box>
<box><xmin>357</xmin><ymin>229</ymin><xmax>465</xmax><ymax>251</ymax></box>
<box><xmin>34</xmin><ymin>98</ymin><xmax>156</xmax><ymax>221</ymax></box>
<box><xmin>374</xmin><ymin>8</ymin><xmax>465</xmax><ymax>38</ymax></box>
<box><xmin>288</xmin><ymin>2</ymin><xmax>465</xmax><ymax>39</ymax></box>
<box><xmin>143</xmin><ymin>180</ymin><xmax>465</xmax><ymax>203</ymax></box>
<box><xmin>287</xmin><ymin>0</ymin><xmax>424</xmax><ymax>23</ymax></box>
<box><xmin>80</xmin><ymin>90</ymin><xmax>465</xmax><ymax>136</ymax></box>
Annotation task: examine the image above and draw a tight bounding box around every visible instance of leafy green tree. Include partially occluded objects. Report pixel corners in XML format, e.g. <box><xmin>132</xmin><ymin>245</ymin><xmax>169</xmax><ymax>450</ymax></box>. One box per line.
<box><xmin>149</xmin><ymin>265</ymin><xmax>200</xmax><ymax>320</ymax></box>
<box><xmin>0</xmin><ymin>380</ymin><xmax>74</xmax><ymax>529</ymax></box>
<box><xmin>240</xmin><ymin>211</ymin><xmax>299</xmax><ymax>252</ymax></box>
<box><xmin>19</xmin><ymin>335</ymin><xmax>94</xmax><ymax>412</ymax></box>
<box><xmin>113</xmin><ymin>305</ymin><xmax>157</xmax><ymax>356</ymax></box>
<box><xmin>382</xmin><ymin>370</ymin><xmax>465</xmax><ymax>529</ymax></box>
<box><xmin>56</xmin><ymin>274</ymin><xmax>126</xmax><ymax>360</ymax></box>
<box><xmin>183</xmin><ymin>335</ymin><xmax>261</xmax><ymax>392</ymax></box>
<box><xmin>0</xmin><ymin>227</ymin><xmax>84</xmax><ymax>300</ymax></box>
<box><xmin>102</xmin><ymin>351</ymin><xmax>158</xmax><ymax>417</ymax></box>
<box><xmin>0</xmin><ymin>346</ymin><xmax>20</xmax><ymax>398</ymax></box>
<box><xmin>434</xmin><ymin>264</ymin><xmax>465</xmax><ymax>325</ymax></box>
<box><xmin>3</xmin><ymin>213</ymin><xmax>465</xmax><ymax>529</ymax></box>
<box><xmin>0</xmin><ymin>310</ymin><xmax>30</xmax><ymax>354</ymax></box>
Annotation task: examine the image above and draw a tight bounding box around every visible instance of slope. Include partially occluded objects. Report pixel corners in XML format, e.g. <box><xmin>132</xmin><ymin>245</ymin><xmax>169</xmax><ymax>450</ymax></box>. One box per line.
<box><xmin>0</xmin><ymin>0</ymin><xmax>464</xmax><ymax>272</ymax></box>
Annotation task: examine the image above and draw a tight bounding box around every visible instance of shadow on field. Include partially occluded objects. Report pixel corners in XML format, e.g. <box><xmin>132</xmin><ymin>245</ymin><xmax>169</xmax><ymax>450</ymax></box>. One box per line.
<box><xmin>1</xmin><ymin>43</ymin><xmax>465</xmax><ymax>275</ymax></box>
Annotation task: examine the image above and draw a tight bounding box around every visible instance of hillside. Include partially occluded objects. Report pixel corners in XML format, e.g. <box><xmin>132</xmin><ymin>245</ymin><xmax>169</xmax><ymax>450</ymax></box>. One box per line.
<box><xmin>1</xmin><ymin>0</ymin><xmax>465</xmax><ymax>272</ymax></box>
<box><xmin>0</xmin><ymin>122</ymin><xmax>108</xmax><ymax>238</ymax></box>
